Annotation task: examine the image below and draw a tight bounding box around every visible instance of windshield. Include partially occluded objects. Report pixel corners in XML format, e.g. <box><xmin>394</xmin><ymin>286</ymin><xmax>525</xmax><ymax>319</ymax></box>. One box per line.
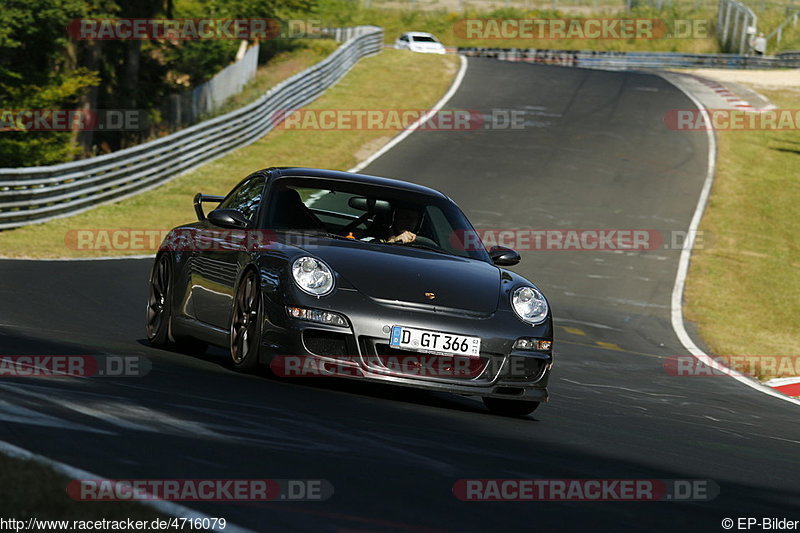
<box><xmin>264</xmin><ymin>177</ymin><xmax>490</xmax><ymax>262</ymax></box>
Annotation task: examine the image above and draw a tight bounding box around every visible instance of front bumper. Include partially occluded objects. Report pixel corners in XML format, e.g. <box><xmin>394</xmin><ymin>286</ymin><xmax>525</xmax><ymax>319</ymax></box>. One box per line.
<box><xmin>261</xmin><ymin>287</ymin><xmax>553</xmax><ymax>403</ymax></box>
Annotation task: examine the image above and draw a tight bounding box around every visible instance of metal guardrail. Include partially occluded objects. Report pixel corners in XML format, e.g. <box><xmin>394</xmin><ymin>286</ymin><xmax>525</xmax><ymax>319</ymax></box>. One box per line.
<box><xmin>167</xmin><ymin>42</ymin><xmax>260</xmax><ymax>127</ymax></box>
<box><xmin>0</xmin><ymin>26</ymin><xmax>383</xmax><ymax>230</ymax></box>
<box><xmin>458</xmin><ymin>47</ymin><xmax>800</xmax><ymax>69</ymax></box>
<box><xmin>718</xmin><ymin>0</ymin><xmax>759</xmax><ymax>54</ymax></box>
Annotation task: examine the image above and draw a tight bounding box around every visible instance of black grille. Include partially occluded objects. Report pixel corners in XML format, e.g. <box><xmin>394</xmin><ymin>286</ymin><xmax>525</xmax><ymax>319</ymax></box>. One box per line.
<box><xmin>498</xmin><ymin>355</ymin><xmax>548</xmax><ymax>382</ymax></box>
<box><xmin>302</xmin><ymin>330</ymin><xmax>351</xmax><ymax>357</ymax></box>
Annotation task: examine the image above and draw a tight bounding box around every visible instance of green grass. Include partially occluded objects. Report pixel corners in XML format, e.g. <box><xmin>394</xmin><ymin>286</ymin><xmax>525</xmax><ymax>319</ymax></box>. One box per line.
<box><xmin>319</xmin><ymin>4</ymin><xmax>721</xmax><ymax>52</ymax></box>
<box><xmin>0</xmin><ymin>50</ymin><xmax>458</xmax><ymax>258</ymax></box>
<box><xmin>208</xmin><ymin>40</ymin><xmax>341</xmax><ymax>118</ymax></box>
<box><xmin>684</xmin><ymin>87</ymin><xmax>800</xmax><ymax>379</ymax></box>
<box><xmin>0</xmin><ymin>454</ymin><xmax>167</xmax><ymax>524</ymax></box>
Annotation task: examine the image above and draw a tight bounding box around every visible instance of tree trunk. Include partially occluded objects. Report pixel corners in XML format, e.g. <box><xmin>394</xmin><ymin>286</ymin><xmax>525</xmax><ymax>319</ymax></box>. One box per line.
<box><xmin>74</xmin><ymin>40</ymin><xmax>103</xmax><ymax>158</ymax></box>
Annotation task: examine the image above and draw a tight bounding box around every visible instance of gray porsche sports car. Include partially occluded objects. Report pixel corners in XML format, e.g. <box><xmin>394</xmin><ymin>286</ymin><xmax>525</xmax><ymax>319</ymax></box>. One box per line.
<box><xmin>146</xmin><ymin>167</ymin><xmax>553</xmax><ymax>416</ymax></box>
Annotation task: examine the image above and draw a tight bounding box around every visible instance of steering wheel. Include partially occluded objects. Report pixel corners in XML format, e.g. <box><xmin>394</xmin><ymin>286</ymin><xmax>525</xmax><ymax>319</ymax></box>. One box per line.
<box><xmin>394</xmin><ymin>235</ymin><xmax>441</xmax><ymax>250</ymax></box>
<box><xmin>412</xmin><ymin>235</ymin><xmax>439</xmax><ymax>248</ymax></box>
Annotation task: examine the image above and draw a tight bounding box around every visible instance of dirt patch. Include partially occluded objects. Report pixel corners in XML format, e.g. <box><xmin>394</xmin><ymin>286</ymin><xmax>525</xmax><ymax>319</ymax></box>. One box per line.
<box><xmin>354</xmin><ymin>135</ymin><xmax>394</xmax><ymax>163</ymax></box>
<box><xmin>679</xmin><ymin>68</ymin><xmax>800</xmax><ymax>90</ymax></box>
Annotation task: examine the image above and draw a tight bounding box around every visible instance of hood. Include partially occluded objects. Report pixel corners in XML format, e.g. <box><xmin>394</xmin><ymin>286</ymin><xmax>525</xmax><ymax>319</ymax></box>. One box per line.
<box><xmin>303</xmin><ymin>239</ymin><xmax>500</xmax><ymax>315</ymax></box>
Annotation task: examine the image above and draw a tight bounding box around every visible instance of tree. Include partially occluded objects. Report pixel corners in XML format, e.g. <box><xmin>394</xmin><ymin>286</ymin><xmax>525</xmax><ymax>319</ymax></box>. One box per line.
<box><xmin>0</xmin><ymin>0</ymin><xmax>105</xmax><ymax>166</ymax></box>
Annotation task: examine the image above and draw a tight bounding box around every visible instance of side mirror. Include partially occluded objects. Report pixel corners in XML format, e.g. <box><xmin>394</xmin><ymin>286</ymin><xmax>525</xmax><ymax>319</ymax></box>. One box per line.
<box><xmin>489</xmin><ymin>246</ymin><xmax>520</xmax><ymax>266</ymax></box>
<box><xmin>207</xmin><ymin>209</ymin><xmax>250</xmax><ymax>229</ymax></box>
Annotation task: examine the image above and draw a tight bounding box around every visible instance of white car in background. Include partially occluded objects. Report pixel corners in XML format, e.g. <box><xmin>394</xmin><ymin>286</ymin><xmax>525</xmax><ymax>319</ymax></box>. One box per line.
<box><xmin>394</xmin><ymin>32</ymin><xmax>447</xmax><ymax>54</ymax></box>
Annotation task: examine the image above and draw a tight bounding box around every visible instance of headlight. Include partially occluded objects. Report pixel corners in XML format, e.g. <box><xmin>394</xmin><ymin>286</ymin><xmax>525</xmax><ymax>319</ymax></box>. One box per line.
<box><xmin>511</xmin><ymin>286</ymin><xmax>548</xmax><ymax>325</ymax></box>
<box><xmin>292</xmin><ymin>256</ymin><xmax>334</xmax><ymax>296</ymax></box>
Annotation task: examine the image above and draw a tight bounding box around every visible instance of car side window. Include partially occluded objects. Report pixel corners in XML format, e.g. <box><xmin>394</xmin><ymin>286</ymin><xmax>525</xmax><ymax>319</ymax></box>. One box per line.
<box><xmin>218</xmin><ymin>174</ymin><xmax>266</xmax><ymax>222</ymax></box>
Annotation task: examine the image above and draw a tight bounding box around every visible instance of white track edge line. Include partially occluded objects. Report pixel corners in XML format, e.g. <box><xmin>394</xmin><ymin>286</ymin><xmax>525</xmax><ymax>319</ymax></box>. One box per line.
<box><xmin>0</xmin><ymin>439</ymin><xmax>256</xmax><ymax>533</ymax></box>
<box><xmin>348</xmin><ymin>54</ymin><xmax>468</xmax><ymax>173</ymax></box>
<box><xmin>661</xmin><ymin>73</ymin><xmax>800</xmax><ymax>407</ymax></box>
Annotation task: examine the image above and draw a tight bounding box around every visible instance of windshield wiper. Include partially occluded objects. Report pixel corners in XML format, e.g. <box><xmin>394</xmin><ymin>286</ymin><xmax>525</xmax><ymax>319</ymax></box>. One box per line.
<box><xmin>326</xmin><ymin>232</ymin><xmax>358</xmax><ymax>241</ymax></box>
<box><xmin>280</xmin><ymin>229</ymin><xmax>352</xmax><ymax>241</ymax></box>
<box><xmin>308</xmin><ymin>230</ymin><xmax>358</xmax><ymax>241</ymax></box>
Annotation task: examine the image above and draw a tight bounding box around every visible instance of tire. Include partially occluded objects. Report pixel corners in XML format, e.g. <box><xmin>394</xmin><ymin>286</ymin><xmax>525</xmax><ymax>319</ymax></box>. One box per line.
<box><xmin>482</xmin><ymin>397</ymin><xmax>540</xmax><ymax>417</ymax></box>
<box><xmin>146</xmin><ymin>254</ymin><xmax>207</xmax><ymax>355</ymax></box>
<box><xmin>229</xmin><ymin>269</ymin><xmax>262</xmax><ymax>370</ymax></box>
<box><xmin>146</xmin><ymin>254</ymin><xmax>172</xmax><ymax>347</ymax></box>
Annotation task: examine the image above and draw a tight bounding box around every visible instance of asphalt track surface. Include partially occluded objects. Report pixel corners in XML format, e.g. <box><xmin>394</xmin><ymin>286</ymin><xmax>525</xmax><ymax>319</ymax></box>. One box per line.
<box><xmin>2</xmin><ymin>58</ymin><xmax>799</xmax><ymax>532</ymax></box>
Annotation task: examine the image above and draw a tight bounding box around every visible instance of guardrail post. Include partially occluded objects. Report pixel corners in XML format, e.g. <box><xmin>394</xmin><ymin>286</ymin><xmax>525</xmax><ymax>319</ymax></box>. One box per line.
<box><xmin>739</xmin><ymin>12</ymin><xmax>747</xmax><ymax>53</ymax></box>
<box><xmin>722</xmin><ymin>0</ymin><xmax>733</xmax><ymax>50</ymax></box>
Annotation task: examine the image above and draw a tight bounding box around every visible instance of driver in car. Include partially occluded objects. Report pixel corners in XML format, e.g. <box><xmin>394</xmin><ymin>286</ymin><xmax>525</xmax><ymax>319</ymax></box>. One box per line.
<box><xmin>362</xmin><ymin>206</ymin><xmax>419</xmax><ymax>244</ymax></box>
<box><xmin>386</xmin><ymin>207</ymin><xmax>419</xmax><ymax>244</ymax></box>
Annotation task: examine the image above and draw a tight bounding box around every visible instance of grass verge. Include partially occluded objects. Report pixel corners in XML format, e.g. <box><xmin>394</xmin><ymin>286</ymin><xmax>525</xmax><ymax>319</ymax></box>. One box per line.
<box><xmin>0</xmin><ymin>454</ymin><xmax>166</xmax><ymax>524</ymax></box>
<box><xmin>0</xmin><ymin>50</ymin><xmax>458</xmax><ymax>258</ymax></box>
<box><xmin>684</xmin><ymin>87</ymin><xmax>800</xmax><ymax>379</ymax></box>
<box><xmin>208</xmin><ymin>40</ymin><xmax>341</xmax><ymax>118</ymax></box>
<box><xmin>319</xmin><ymin>4</ymin><xmax>720</xmax><ymax>52</ymax></box>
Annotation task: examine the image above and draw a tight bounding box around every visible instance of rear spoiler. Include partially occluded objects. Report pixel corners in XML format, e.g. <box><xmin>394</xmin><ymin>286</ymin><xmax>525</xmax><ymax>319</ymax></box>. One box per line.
<box><xmin>193</xmin><ymin>193</ymin><xmax>225</xmax><ymax>221</ymax></box>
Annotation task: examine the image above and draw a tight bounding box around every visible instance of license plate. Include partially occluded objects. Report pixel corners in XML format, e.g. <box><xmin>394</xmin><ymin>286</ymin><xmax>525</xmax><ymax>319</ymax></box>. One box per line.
<box><xmin>389</xmin><ymin>326</ymin><xmax>481</xmax><ymax>358</ymax></box>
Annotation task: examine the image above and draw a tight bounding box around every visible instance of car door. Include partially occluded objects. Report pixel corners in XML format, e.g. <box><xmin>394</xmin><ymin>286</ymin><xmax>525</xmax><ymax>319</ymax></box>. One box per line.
<box><xmin>190</xmin><ymin>173</ymin><xmax>266</xmax><ymax>329</ymax></box>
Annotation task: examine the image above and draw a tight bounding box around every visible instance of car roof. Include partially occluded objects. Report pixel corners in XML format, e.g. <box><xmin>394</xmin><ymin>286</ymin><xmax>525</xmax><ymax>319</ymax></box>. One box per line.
<box><xmin>402</xmin><ymin>32</ymin><xmax>438</xmax><ymax>38</ymax></box>
<box><xmin>265</xmin><ymin>167</ymin><xmax>448</xmax><ymax>199</ymax></box>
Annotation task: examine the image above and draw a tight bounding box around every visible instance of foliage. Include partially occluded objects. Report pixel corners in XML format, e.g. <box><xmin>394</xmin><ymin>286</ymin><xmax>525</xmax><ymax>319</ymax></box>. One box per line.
<box><xmin>0</xmin><ymin>0</ymin><xmax>321</xmax><ymax>167</ymax></box>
